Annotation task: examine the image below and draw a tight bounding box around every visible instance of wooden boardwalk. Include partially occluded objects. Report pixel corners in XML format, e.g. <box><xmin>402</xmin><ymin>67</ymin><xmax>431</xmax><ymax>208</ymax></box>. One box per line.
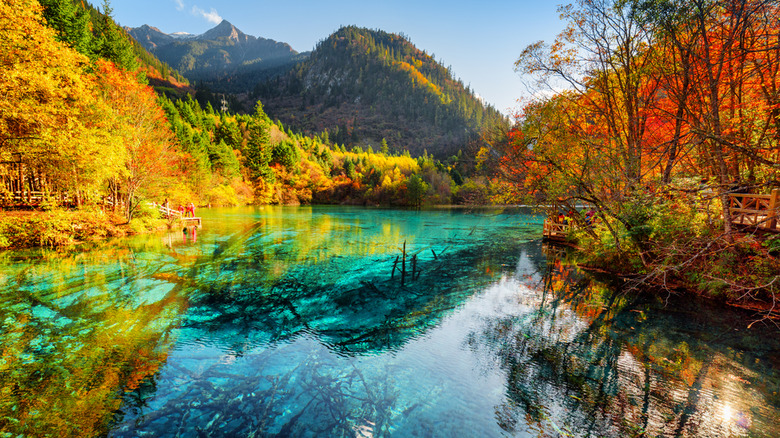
<box><xmin>542</xmin><ymin>218</ymin><xmax>572</xmax><ymax>241</ymax></box>
<box><xmin>542</xmin><ymin>189</ymin><xmax>779</xmax><ymax>241</ymax></box>
<box><xmin>181</xmin><ymin>217</ymin><xmax>202</xmax><ymax>226</ymax></box>
<box><xmin>154</xmin><ymin>204</ymin><xmax>202</xmax><ymax>226</ymax></box>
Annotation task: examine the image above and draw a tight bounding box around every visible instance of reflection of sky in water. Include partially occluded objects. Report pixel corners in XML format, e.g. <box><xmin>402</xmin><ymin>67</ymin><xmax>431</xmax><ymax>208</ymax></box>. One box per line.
<box><xmin>1</xmin><ymin>206</ymin><xmax>778</xmax><ymax>437</ymax></box>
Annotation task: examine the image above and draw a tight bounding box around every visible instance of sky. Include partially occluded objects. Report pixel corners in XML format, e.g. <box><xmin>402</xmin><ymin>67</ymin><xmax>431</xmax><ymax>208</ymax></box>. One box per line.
<box><xmin>111</xmin><ymin>0</ymin><xmax>568</xmax><ymax>116</ymax></box>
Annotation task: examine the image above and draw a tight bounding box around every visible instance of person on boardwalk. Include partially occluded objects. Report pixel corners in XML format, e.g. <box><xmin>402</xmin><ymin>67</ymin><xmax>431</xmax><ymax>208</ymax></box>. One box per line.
<box><xmin>187</xmin><ymin>202</ymin><xmax>195</xmax><ymax>217</ymax></box>
<box><xmin>585</xmin><ymin>209</ymin><xmax>596</xmax><ymax>225</ymax></box>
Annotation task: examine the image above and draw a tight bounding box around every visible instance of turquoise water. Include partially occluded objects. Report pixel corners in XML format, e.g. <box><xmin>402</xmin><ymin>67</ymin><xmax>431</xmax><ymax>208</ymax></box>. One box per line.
<box><xmin>1</xmin><ymin>206</ymin><xmax>779</xmax><ymax>437</ymax></box>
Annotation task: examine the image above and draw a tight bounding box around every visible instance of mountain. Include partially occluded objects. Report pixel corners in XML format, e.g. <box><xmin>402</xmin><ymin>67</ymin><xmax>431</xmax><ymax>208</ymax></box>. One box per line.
<box><xmin>128</xmin><ymin>22</ymin><xmax>506</xmax><ymax>157</ymax></box>
<box><xmin>254</xmin><ymin>26</ymin><xmax>508</xmax><ymax>157</ymax></box>
<box><xmin>126</xmin><ymin>24</ymin><xmax>175</xmax><ymax>50</ymax></box>
<box><xmin>198</xmin><ymin>19</ymin><xmax>252</xmax><ymax>44</ymax></box>
<box><xmin>127</xmin><ymin>20</ymin><xmax>305</xmax><ymax>82</ymax></box>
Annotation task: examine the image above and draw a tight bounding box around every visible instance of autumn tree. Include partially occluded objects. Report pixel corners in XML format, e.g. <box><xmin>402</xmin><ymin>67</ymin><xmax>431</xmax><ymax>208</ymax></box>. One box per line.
<box><xmin>517</xmin><ymin>0</ymin><xmax>662</xmax><ymax>188</ymax></box>
<box><xmin>632</xmin><ymin>0</ymin><xmax>780</xmax><ymax>239</ymax></box>
<box><xmin>0</xmin><ymin>0</ymin><xmax>124</xmax><ymax>204</ymax></box>
<box><xmin>507</xmin><ymin>0</ymin><xmax>780</xmax><ymax>307</ymax></box>
<box><xmin>94</xmin><ymin>60</ymin><xmax>180</xmax><ymax>220</ymax></box>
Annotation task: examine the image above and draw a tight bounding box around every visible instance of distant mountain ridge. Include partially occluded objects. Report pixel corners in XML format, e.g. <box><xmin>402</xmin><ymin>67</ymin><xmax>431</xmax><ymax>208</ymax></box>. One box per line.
<box><xmin>198</xmin><ymin>20</ymin><xmax>253</xmax><ymax>44</ymax></box>
<box><xmin>128</xmin><ymin>24</ymin><xmax>175</xmax><ymax>49</ymax></box>
<box><xmin>127</xmin><ymin>20</ymin><xmax>305</xmax><ymax>81</ymax></box>
<box><xmin>255</xmin><ymin>26</ymin><xmax>507</xmax><ymax>157</ymax></box>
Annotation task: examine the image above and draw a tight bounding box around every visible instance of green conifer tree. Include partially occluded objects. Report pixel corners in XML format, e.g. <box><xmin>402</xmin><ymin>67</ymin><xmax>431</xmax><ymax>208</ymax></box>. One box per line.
<box><xmin>39</xmin><ymin>0</ymin><xmax>92</xmax><ymax>55</ymax></box>
<box><xmin>91</xmin><ymin>0</ymin><xmax>138</xmax><ymax>70</ymax></box>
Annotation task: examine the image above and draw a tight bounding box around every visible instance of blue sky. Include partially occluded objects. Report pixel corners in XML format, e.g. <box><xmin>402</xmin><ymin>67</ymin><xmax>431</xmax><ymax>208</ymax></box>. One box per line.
<box><xmin>112</xmin><ymin>0</ymin><xmax>567</xmax><ymax>115</ymax></box>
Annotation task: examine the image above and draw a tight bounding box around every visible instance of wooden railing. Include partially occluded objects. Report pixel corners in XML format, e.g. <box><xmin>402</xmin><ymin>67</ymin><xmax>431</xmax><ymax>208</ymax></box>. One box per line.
<box><xmin>150</xmin><ymin>204</ymin><xmax>201</xmax><ymax>225</ymax></box>
<box><xmin>728</xmin><ymin>189</ymin><xmax>779</xmax><ymax>230</ymax></box>
<box><xmin>103</xmin><ymin>196</ymin><xmax>124</xmax><ymax>207</ymax></box>
<box><xmin>156</xmin><ymin>204</ymin><xmax>182</xmax><ymax>219</ymax></box>
<box><xmin>3</xmin><ymin>190</ymin><xmax>46</xmax><ymax>204</ymax></box>
<box><xmin>543</xmin><ymin>218</ymin><xmax>572</xmax><ymax>239</ymax></box>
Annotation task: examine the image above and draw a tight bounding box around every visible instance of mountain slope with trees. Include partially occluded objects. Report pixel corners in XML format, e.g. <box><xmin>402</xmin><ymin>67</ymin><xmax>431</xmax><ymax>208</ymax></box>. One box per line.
<box><xmin>255</xmin><ymin>26</ymin><xmax>508</xmax><ymax>158</ymax></box>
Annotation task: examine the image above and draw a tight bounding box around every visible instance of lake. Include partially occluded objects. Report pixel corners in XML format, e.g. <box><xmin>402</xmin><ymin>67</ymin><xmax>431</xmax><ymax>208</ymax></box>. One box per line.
<box><xmin>1</xmin><ymin>206</ymin><xmax>779</xmax><ymax>437</ymax></box>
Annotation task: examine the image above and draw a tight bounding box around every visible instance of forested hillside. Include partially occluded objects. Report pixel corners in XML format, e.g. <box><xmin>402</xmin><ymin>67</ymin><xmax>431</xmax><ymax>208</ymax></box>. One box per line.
<box><xmin>161</xmin><ymin>95</ymin><xmax>468</xmax><ymax>207</ymax></box>
<box><xmin>256</xmin><ymin>26</ymin><xmax>508</xmax><ymax>157</ymax></box>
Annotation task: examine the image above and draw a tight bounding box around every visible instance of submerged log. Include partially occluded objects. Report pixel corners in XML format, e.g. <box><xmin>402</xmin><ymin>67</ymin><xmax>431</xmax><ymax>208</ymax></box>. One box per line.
<box><xmin>401</xmin><ymin>240</ymin><xmax>406</xmax><ymax>287</ymax></box>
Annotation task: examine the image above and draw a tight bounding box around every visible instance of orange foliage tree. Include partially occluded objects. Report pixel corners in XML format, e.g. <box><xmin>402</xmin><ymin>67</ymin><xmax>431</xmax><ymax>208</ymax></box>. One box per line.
<box><xmin>93</xmin><ymin>60</ymin><xmax>183</xmax><ymax>220</ymax></box>
<box><xmin>507</xmin><ymin>0</ymin><xmax>780</xmax><ymax>246</ymax></box>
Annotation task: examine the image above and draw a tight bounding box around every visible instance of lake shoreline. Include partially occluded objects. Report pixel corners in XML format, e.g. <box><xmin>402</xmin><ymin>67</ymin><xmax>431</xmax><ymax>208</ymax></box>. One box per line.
<box><xmin>0</xmin><ymin>209</ymin><xmax>169</xmax><ymax>250</ymax></box>
<box><xmin>5</xmin><ymin>206</ymin><xmax>776</xmax><ymax>324</ymax></box>
<box><xmin>552</xmin><ymin>238</ymin><xmax>780</xmax><ymax>324</ymax></box>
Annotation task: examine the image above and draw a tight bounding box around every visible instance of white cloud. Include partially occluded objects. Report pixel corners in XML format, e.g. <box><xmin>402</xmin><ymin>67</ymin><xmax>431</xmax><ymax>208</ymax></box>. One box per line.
<box><xmin>191</xmin><ymin>6</ymin><xmax>222</xmax><ymax>24</ymax></box>
<box><xmin>173</xmin><ymin>0</ymin><xmax>184</xmax><ymax>11</ymax></box>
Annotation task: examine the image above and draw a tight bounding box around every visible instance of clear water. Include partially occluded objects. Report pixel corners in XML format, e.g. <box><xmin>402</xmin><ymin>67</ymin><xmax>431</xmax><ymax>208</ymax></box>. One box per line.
<box><xmin>1</xmin><ymin>206</ymin><xmax>779</xmax><ymax>437</ymax></box>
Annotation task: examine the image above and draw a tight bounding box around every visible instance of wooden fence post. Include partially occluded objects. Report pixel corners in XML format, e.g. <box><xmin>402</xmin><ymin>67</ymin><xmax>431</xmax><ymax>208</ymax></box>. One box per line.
<box><xmin>768</xmin><ymin>189</ymin><xmax>779</xmax><ymax>230</ymax></box>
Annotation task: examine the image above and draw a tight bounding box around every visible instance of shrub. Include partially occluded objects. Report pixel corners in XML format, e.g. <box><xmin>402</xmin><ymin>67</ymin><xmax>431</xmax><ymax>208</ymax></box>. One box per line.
<box><xmin>133</xmin><ymin>202</ymin><xmax>159</xmax><ymax>220</ymax></box>
<box><xmin>0</xmin><ymin>209</ymin><xmax>128</xmax><ymax>249</ymax></box>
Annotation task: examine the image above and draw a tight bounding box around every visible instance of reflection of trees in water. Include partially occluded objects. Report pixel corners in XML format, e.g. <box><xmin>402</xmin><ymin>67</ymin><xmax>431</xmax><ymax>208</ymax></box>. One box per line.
<box><xmin>470</xmin><ymin>249</ymin><xmax>780</xmax><ymax>437</ymax></box>
<box><xmin>110</xmin><ymin>220</ymin><xmax>547</xmax><ymax>437</ymax></box>
<box><xmin>179</xmin><ymin>217</ymin><xmax>539</xmax><ymax>356</ymax></box>
<box><xmin>1</xmin><ymin>209</ymin><xmax>547</xmax><ymax>437</ymax></box>
<box><xmin>0</xmin><ymin>247</ymin><xmax>188</xmax><ymax>437</ymax></box>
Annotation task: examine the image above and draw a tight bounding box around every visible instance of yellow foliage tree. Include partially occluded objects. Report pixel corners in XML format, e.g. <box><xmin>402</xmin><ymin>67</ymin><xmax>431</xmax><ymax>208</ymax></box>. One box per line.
<box><xmin>0</xmin><ymin>0</ymin><xmax>125</xmax><ymax>204</ymax></box>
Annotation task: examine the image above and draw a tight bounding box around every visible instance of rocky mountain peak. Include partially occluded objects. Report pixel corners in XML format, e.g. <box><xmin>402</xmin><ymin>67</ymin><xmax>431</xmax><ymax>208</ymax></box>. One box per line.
<box><xmin>198</xmin><ymin>20</ymin><xmax>253</xmax><ymax>44</ymax></box>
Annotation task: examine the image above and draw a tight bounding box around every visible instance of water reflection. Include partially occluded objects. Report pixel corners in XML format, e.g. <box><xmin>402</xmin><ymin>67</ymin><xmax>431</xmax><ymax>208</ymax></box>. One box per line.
<box><xmin>1</xmin><ymin>207</ymin><xmax>778</xmax><ymax>437</ymax></box>
<box><xmin>179</xmin><ymin>211</ymin><xmax>528</xmax><ymax>355</ymax></box>
<box><xmin>0</xmin><ymin>245</ymin><xmax>188</xmax><ymax>436</ymax></box>
<box><xmin>474</xmin><ymin>246</ymin><xmax>780</xmax><ymax>437</ymax></box>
